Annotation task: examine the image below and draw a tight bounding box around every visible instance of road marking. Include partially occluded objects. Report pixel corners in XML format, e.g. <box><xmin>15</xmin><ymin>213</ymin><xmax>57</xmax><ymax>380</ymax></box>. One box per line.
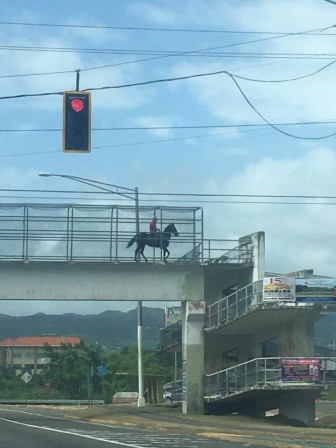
<box><xmin>0</xmin><ymin>417</ymin><xmax>145</xmax><ymax>448</ymax></box>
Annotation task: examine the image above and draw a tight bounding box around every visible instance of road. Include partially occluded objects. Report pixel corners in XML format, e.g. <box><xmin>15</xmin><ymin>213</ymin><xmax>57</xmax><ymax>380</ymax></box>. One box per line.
<box><xmin>317</xmin><ymin>400</ymin><xmax>336</xmax><ymax>414</ymax></box>
<box><xmin>0</xmin><ymin>407</ymin><xmax>261</xmax><ymax>448</ymax></box>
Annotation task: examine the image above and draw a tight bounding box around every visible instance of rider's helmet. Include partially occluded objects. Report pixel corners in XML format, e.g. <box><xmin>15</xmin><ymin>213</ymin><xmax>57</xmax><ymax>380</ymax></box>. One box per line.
<box><xmin>153</xmin><ymin>216</ymin><xmax>157</xmax><ymax>221</ymax></box>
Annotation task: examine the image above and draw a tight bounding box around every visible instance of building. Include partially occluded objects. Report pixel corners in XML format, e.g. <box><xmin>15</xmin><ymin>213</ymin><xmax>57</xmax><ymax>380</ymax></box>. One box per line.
<box><xmin>159</xmin><ymin>234</ymin><xmax>336</xmax><ymax>426</ymax></box>
<box><xmin>0</xmin><ymin>336</ymin><xmax>81</xmax><ymax>374</ymax></box>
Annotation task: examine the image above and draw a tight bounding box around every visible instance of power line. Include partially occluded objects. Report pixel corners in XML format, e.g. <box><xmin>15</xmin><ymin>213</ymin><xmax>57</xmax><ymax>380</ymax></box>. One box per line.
<box><xmin>2</xmin><ymin>119</ymin><xmax>336</xmax><ymax>133</ymax></box>
<box><xmin>1</xmin><ymin>67</ymin><xmax>336</xmax><ymax>140</ymax></box>
<box><xmin>0</xmin><ymin>127</ymin><xmax>272</xmax><ymax>158</ymax></box>
<box><xmin>1</xmin><ymin>20</ymin><xmax>335</xmax><ymax>36</ymax></box>
<box><xmin>3</xmin><ymin>188</ymin><xmax>336</xmax><ymax>200</ymax></box>
<box><xmin>3</xmin><ymin>44</ymin><xmax>336</xmax><ymax>60</ymax></box>
<box><xmin>1</xmin><ymin>24</ymin><xmax>334</xmax><ymax>80</ymax></box>
<box><xmin>227</xmin><ymin>73</ymin><xmax>336</xmax><ymax>140</ymax></box>
<box><xmin>0</xmin><ymin>195</ymin><xmax>335</xmax><ymax>206</ymax></box>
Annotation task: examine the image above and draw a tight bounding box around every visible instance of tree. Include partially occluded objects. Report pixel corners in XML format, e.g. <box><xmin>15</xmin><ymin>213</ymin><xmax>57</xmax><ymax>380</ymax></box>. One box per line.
<box><xmin>41</xmin><ymin>341</ymin><xmax>103</xmax><ymax>399</ymax></box>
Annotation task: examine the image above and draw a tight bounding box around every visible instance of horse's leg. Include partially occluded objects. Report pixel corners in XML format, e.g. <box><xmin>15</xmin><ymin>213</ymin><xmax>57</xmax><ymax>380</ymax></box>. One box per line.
<box><xmin>140</xmin><ymin>247</ymin><xmax>148</xmax><ymax>262</ymax></box>
<box><xmin>164</xmin><ymin>248</ymin><xmax>170</xmax><ymax>262</ymax></box>
<box><xmin>135</xmin><ymin>245</ymin><xmax>141</xmax><ymax>262</ymax></box>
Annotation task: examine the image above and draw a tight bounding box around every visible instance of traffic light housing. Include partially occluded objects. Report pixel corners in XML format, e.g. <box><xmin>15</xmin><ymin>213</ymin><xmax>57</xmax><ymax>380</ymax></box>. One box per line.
<box><xmin>63</xmin><ymin>91</ymin><xmax>91</xmax><ymax>153</ymax></box>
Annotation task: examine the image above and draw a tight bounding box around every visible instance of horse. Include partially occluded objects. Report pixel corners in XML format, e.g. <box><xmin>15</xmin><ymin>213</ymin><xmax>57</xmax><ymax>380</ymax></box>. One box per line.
<box><xmin>127</xmin><ymin>223</ymin><xmax>179</xmax><ymax>262</ymax></box>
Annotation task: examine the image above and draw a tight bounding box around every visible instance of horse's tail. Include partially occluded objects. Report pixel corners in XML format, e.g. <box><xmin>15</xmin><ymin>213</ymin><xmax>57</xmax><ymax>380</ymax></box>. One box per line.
<box><xmin>127</xmin><ymin>235</ymin><xmax>137</xmax><ymax>248</ymax></box>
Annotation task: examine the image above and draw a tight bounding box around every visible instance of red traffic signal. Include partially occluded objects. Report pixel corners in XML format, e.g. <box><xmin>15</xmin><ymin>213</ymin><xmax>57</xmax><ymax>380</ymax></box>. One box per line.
<box><xmin>63</xmin><ymin>91</ymin><xmax>91</xmax><ymax>153</ymax></box>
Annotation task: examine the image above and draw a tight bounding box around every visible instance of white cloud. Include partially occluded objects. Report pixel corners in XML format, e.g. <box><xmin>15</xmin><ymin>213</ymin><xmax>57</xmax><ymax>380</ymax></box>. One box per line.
<box><xmin>134</xmin><ymin>115</ymin><xmax>175</xmax><ymax>137</ymax></box>
<box><xmin>203</xmin><ymin>146</ymin><xmax>336</xmax><ymax>275</ymax></box>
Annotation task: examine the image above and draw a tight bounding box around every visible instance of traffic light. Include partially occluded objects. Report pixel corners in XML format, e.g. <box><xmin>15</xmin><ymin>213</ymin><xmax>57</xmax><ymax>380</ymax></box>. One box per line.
<box><xmin>63</xmin><ymin>91</ymin><xmax>91</xmax><ymax>153</ymax></box>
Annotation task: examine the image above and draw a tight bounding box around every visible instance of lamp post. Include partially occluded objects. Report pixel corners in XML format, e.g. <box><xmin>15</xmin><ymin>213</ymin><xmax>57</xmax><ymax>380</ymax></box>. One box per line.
<box><xmin>38</xmin><ymin>172</ymin><xmax>145</xmax><ymax>407</ymax></box>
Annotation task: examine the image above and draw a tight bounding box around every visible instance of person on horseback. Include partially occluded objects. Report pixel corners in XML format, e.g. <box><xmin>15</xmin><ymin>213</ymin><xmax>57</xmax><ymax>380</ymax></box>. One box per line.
<box><xmin>149</xmin><ymin>216</ymin><xmax>160</xmax><ymax>244</ymax></box>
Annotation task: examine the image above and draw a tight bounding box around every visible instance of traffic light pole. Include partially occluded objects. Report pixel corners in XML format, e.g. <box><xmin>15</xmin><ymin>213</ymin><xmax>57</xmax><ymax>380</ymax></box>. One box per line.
<box><xmin>76</xmin><ymin>70</ymin><xmax>80</xmax><ymax>91</ymax></box>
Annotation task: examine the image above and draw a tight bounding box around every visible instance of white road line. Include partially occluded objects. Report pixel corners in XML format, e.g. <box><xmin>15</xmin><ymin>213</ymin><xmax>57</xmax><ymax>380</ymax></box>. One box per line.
<box><xmin>0</xmin><ymin>407</ymin><xmax>124</xmax><ymax>429</ymax></box>
<box><xmin>0</xmin><ymin>417</ymin><xmax>145</xmax><ymax>448</ymax></box>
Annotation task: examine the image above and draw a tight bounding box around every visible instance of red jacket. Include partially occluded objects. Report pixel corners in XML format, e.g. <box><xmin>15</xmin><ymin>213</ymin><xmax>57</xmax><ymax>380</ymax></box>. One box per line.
<box><xmin>150</xmin><ymin>219</ymin><xmax>158</xmax><ymax>232</ymax></box>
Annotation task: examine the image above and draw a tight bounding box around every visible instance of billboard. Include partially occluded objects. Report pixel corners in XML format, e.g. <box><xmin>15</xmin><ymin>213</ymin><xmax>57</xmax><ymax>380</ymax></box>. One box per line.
<box><xmin>263</xmin><ymin>277</ymin><xmax>295</xmax><ymax>302</ymax></box>
<box><xmin>164</xmin><ymin>306</ymin><xmax>182</xmax><ymax>327</ymax></box>
<box><xmin>295</xmin><ymin>278</ymin><xmax>336</xmax><ymax>303</ymax></box>
<box><xmin>281</xmin><ymin>358</ymin><xmax>321</xmax><ymax>382</ymax></box>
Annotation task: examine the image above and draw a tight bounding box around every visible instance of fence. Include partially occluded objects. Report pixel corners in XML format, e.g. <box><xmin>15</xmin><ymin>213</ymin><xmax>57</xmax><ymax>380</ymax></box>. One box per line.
<box><xmin>0</xmin><ymin>203</ymin><xmax>255</xmax><ymax>264</ymax></box>
<box><xmin>206</xmin><ymin>279</ymin><xmax>264</xmax><ymax>329</ymax></box>
<box><xmin>204</xmin><ymin>357</ymin><xmax>336</xmax><ymax>401</ymax></box>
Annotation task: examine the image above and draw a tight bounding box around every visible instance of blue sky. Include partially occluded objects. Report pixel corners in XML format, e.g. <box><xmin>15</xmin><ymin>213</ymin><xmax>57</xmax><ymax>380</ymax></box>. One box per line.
<box><xmin>1</xmin><ymin>0</ymin><xmax>336</xmax><ymax>315</ymax></box>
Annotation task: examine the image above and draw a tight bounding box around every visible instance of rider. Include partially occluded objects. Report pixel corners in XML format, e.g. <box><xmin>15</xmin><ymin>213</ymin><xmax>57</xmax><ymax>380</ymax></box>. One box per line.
<box><xmin>149</xmin><ymin>216</ymin><xmax>160</xmax><ymax>243</ymax></box>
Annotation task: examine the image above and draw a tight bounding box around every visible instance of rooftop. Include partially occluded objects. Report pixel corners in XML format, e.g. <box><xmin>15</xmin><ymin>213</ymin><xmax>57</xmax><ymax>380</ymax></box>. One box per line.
<box><xmin>0</xmin><ymin>336</ymin><xmax>81</xmax><ymax>347</ymax></box>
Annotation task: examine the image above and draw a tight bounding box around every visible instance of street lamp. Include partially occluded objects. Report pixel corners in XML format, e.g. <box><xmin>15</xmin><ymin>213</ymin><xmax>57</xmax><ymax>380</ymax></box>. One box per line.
<box><xmin>38</xmin><ymin>172</ymin><xmax>145</xmax><ymax>407</ymax></box>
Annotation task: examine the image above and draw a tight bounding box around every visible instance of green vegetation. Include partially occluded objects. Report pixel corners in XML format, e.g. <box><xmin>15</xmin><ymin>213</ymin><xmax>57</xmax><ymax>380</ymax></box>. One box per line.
<box><xmin>0</xmin><ymin>341</ymin><xmax>176</xmax><ymax>402</ymax></box>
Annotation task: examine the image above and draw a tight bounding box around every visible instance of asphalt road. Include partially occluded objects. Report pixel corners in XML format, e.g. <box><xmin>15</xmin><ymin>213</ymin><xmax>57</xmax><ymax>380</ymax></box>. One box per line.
<box><xmin>317</xmin><ymin>400</ymin><xmax>336</xmax><ymax>414</ymax></box>
<box><xmin>0</xmin><ymin>407</ymin><xmax>261</xmax><ymax>448</ymax></box>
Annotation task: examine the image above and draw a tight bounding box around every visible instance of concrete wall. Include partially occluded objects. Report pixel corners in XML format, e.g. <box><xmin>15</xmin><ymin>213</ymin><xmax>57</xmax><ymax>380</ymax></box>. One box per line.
<box><xmin>0</xmin><ymin>262</ymin><xmax>205</xmax><ymax>302</ymax></box>
<box><xmin>277</xmin><ymin>317</ymin><xmax>315</xmax><ymax>357</ymax></box>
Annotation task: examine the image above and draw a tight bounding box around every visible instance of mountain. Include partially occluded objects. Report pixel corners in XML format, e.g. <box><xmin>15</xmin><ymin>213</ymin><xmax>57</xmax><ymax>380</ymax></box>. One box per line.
<box><xmin>0</xmin><ymin>307</ymin><xmax>165</xmax><ymax>350</ymax></box>
<box><xmin>0</xmin><ymin>308</ymin><xmax>333</xmax><ymax>352</ymax></box>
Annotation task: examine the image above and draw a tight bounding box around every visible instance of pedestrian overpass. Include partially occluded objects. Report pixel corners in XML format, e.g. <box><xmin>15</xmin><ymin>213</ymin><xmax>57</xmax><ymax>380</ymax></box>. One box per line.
<box><xmin>0</xmin><ymin>203</ymin><xmax>264</xmax><ymax>416</ymax></box>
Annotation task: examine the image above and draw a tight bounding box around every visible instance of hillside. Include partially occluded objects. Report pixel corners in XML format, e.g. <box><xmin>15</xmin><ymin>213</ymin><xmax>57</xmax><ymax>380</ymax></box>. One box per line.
<box><xmin>0</xmin><ymin>308</ymin><xmax>333</xmax><ymax>352</ymax></box>
<box><xmin>0</xmin><ymin>307</ymin><xmax>165</xmax><ymax>350</ymax></box>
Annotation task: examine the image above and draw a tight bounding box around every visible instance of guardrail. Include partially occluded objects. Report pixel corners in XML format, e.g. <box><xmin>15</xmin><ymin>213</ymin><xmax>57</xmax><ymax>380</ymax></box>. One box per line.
<box><xmin>206</xmin><ymin>279</ymin><xmax>263</xmax><ymax>330</ymax></box>
<box><xmin>202</xmin><ymin>240</ymin><xmax>253</xmax><ymax>265</ymax></box>
<box><xmin>204</xmin><ymin>357</ymin><xmax>336</xmax><ymax>401</ymax></box>
<box><xmin>0</xmin><ymin>399</ymin><xmax>105</xmax><ymax>405</ymax></box>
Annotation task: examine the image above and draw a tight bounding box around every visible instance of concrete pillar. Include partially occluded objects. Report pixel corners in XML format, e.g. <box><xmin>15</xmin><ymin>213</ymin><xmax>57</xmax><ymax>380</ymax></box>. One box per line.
<box><xmin>251</xmin><ymin>231</ymin><xmax>265</xmax><ymax>282</ymax></box>
<box><xmin>182</xmin><ymin>300</ymin><xmax>205</xmax><ymax>414</ymax></box>
<box><xmin>238</xmin><ymin>231</ymin><xmax>265</xmax><ymax>283</ymax></box>
<box><xmin>278</xmin><ymin>318</ymin><xmax>315</xmax><ymax>357</ymax></box>
<box><xmin>278</xmin><ymin>390</ymin><xmax>317</xmax><ymax>426</ymax></box>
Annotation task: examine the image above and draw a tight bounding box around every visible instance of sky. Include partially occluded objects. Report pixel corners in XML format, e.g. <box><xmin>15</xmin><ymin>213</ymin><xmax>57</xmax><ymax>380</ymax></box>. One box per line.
<box><xmin>1</xmin><ymin>0</ymin><xmax>336</xmax><ymax>315</ymax></box>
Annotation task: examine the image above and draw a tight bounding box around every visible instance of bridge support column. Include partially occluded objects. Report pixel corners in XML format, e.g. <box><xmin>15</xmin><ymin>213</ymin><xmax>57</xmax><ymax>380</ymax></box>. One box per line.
<box><xmin>182</xmin><ymin>300</ymin><xmax>205</xmax><ymax>415</ymax></box>
<box><xmin>279</xmin><ymin>390</ymin><xmax>317</xmax><ymax>426</ymax></box>
<box><xmin>278</xmin><ymin>318</ymin><xmax>315</xmax><ymax>357</ymax></box>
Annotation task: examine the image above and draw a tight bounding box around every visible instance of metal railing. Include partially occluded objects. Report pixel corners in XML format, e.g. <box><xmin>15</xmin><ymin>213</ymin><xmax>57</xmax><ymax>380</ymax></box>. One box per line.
<box><xmin>204</xmin><ymin>357</ymin><xmax>336</xmax><ymax>401</ymax></box>
<box><xmin>0</xmin><ymin>203</ymin><xmax>202</xmax><ymax>263</ymax></box>
<box><xmin>206</xmin><ymin>279</ymin><xmax>264</xmax><ymax>330</ymax></box>
<box><xmin>0</xmin><ymin>203</ymin><xmax>256</xmax><ymax>265</ymax></box>
<box><xmin>159</xmin><ymin>320</ymin><xmax>182</xmax><ymax>350</ymax></box>
<box><xmin>202</xmin><ymin>239</ymin><xmax>253</xmax><ymax>264</ymax></box>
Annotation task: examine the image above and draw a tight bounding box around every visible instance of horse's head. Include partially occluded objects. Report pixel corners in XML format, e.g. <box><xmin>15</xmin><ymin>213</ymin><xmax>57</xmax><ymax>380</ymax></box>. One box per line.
<box><xmin>164</xmin><ymin>223</ymin><xmax>179</xmax><ymax>237</ymax></box>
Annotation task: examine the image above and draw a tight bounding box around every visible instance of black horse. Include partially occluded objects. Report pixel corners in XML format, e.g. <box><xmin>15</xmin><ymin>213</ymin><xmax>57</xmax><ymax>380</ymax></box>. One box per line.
<box><xmin>127</xmin><ymin>223</ymin><xmax>179</xmax><ymax>262</ymax></box>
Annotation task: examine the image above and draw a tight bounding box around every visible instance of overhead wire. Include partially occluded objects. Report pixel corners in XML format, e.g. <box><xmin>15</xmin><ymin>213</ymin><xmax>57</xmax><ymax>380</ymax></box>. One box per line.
<box><xmin>0</xmin><ymin>24</ymin><xmax>334</xmax><ymax>79</ymax></box>
<box><xmin>1</xmin><ymin>67</ymin><xmax>336</xmax><ymax>140</ymax></box>
<box><xmin>2</xmin><ymin>20</ymin><xmax>336</xmax><ymax>35</ymax></box>
<box><xmin>2</xmin><ymin>188</ymin><xmax>336</xmax><ymax>199</ymax></box>
<box><xmin>2</xmin><ymin>119</ymin><xmax>336</xmax><ymax>133</ymax></box>
<box><xmin>0</xmin><ymin>24</ymin><xmax>336</xmax><ymax>141</ymax></box>
<box><xmin>0</xmin><ymin>194</ymin><xmax>336</xmax><ymax>206</ymax></box>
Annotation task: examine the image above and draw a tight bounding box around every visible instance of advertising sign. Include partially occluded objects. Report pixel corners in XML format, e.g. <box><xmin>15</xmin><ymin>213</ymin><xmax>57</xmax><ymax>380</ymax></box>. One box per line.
<box><xmin>263</xmin><ymin>277</ymin><xmax>295</xmax><ymax>302</ymax></box>
<box><xmin>281</xmin><ymin>358</ymin><xmax>321</xmax><ymax>382</ymax></box>
<box><xmin>295</xmin><ymin>278</ymin><xmax>336</xmax><ymax>303</ymax></box>
<box><xmin>164</xmin><ymin>306</ymin><xmax>182</xmax><ymax>326</ymax></box>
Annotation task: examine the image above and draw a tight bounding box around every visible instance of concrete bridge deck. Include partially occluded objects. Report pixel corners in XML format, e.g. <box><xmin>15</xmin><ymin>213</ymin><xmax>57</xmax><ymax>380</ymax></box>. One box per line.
<box><xmin>0</xmin><ymin>260</ymin><xmax>252</xmax><ymax>302</ymax></box>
